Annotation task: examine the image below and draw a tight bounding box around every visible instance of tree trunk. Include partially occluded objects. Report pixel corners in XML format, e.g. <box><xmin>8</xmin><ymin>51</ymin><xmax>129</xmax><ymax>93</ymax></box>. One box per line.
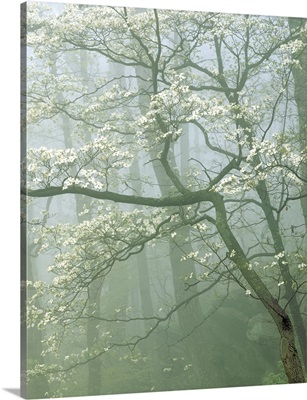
<box><xmin>51</xmin><ymin>47</ymin><xmax>104</xmax><ymax>395</ymax></box>
<box><xmin>256</xmin><ymin>179</ymin><xmax>307</xmax><ymax>371</ymax></box>
<box><xmin>235</xmin><ymin>102</ymin><xmax>307</xmax><ymax>372</ymax></box>
<box><xmin>212</xmin><ymin>192</ymin><xmax>305</xmax><ymax>383</ymax></box>
<box><xmin>287</xmin><ymin>19</ymin><xmax>307</xmax><ymax>370</ymax></box>
<box><xmin>130</xmin><ymin>159</ymin><xmax>165</xmax><ymax>390</ymax></box>
<box><xmin>288</xmin><ymin>18</ymin><xmax>307</xmax><ymax>229</ymax></box>
<box><xmin>134</xmin><ymin>62</ymin><xmax>233</xmax><ymax>387</ymax></box>
<box><xmin>149</xmin><ymin>144</ymin><xmax>216</xmax><ymax>387</ymax></box>
<box><xmin>87</xmin><ymin>280</ymin><xmax>103</xmax><ymax>395</ymax></box>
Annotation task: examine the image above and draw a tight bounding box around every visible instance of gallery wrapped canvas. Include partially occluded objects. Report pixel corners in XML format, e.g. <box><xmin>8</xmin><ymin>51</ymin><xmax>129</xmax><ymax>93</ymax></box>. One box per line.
<box><xmin>21</xmin><ymin>1</ymin><xmax>307</xmax><ymax>398</ymax></box>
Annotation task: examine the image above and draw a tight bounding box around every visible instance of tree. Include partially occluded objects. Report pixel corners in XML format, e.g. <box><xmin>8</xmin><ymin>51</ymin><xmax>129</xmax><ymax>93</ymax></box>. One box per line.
<box><xmin>22</xmin><ymin>3</ymin><xmax>307</xmax><ymax>396</ymax></box>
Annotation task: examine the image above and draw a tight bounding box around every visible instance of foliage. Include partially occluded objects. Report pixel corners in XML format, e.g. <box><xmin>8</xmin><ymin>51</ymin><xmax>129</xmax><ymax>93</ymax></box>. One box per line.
<box><xmin>262</xmin><ymin>362</ymin><xmax>288</xmax><ymax>385</ymax></box>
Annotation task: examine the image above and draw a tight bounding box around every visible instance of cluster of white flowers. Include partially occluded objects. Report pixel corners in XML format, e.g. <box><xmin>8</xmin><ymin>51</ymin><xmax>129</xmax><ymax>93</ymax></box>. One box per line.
<box><xmin>26</xmin><ymin>132</ymin><xmax>136</xmax><ymax>191</ymax></box>
<box><xmin>211</xmin><ymin>174</ymin><xmax>240</xmax><ymax>195</ymax></box>
<box><xmin>208</xmin><ymin>132</ymin><xmax>305</xmax><ymax>196</ymax></box>
<box><xmin>274</xmin><ymin>252</ymin><xmax>285</xmax><ymax>260</ymax></box>
<box><xmin>195</xmin><ymin>223</ymin><xmax>208</xmax><ymax>233</ymax></box>
<box><xmin>120</xmin><ymin>352</ymin><xmax>149</xmax><ymax>364</ymax></box>
<box><xmin>278</xmin><ymin>39</ymin><xmax>305</xmax><ymax>68</ymax></box>
<box><xmin>135</xmin><ymin>75</ymin><xmax>230</xmax><ymax>145</ymax></box>
<box><xmin>298</xmin><ymin>263</ymin><xmax>306</xmax><ymax>271</ymax></box>
<box><xmin>181</xmin><ymin>251</ymin><xmax>213</xmax><ymax>272</ymax></box>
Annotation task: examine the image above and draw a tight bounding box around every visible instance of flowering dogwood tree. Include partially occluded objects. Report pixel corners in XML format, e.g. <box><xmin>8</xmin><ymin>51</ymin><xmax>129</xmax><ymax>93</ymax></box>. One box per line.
<box><xmin>21</xmin><ymin>2</ymin><xmax>307</xmax><ymax>396</ymax></box>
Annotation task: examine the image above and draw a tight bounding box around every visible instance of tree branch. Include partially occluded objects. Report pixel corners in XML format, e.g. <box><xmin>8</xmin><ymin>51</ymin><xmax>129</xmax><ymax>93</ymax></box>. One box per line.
<box><xmin>22</xmin><ymin>185</ymin><xmax>214</xmax><ymax>207</ymax></box>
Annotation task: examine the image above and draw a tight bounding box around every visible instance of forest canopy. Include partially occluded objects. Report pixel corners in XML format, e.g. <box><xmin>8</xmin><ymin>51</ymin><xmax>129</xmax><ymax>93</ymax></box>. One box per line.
<box><xmin>21</xmin><ymin>2</ymin><xmax>307</xmax><ymax>398</ymax></box>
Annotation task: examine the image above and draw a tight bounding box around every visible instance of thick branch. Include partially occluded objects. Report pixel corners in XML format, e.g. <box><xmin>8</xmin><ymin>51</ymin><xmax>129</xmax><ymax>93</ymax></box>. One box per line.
<box><xmin>22</xmin><ymin>185</ymin><xmax>214</xmax><ymax>207</ymax></box>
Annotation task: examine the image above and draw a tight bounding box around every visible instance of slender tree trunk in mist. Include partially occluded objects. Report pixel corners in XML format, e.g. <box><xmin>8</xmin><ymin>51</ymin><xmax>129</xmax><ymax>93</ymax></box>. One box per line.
<box><xmin>129</xmin><ymin>159</ymin><xmax>166</xmax><ymax>390</ymax></box>
<box><xmin>26</xmin><ymin>199</ymin><xmax>52</xmax><ymax>398</ymax></box>
<box><xmin>288</xmin><ymin>18</ymin><xmax>307</xmax><ymax>230</ymax></box>
<box><xmin>51</xmin><ymin>49</ymin><xmax>104</xmax><ymax>394</ymax></box>
<box><xmin>151</xmin><ymin>145</ymin><xmax>218</xmax><ymax>387</ymax></box>
<box><xmin>134</xmin><ymin>59</ymin><xmax>223</xmax><ymax>386</ymax></box>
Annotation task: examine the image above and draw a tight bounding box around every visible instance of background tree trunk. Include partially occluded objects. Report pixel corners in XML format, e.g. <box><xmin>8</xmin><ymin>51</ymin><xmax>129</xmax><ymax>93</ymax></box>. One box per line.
<box><xmin>288</xmin><ymin>18</ymin><xmax>307</xmax><ymax>229</ymax></box>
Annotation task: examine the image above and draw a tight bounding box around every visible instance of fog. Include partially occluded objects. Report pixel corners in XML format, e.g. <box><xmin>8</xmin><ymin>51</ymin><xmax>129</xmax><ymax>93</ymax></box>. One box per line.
<box><xmin>21</xmin><ymin>2</ymin><xmax>307</xmax><ymax>398</ymax></box>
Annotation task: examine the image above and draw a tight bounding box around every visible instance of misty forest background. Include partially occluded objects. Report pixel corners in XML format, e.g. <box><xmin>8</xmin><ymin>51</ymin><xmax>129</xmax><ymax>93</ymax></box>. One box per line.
<box><xmin>21</xmin><ymin>2</ymin><xmax>306</xmax><ymax>398</ymax></box>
